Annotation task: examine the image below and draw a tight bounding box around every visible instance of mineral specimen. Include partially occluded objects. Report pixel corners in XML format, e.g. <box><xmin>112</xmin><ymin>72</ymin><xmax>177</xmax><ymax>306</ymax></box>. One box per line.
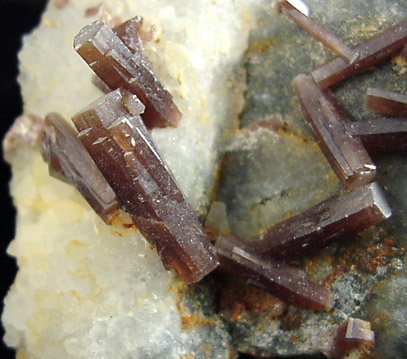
<box><xmin>331</xmin><ymin>318</ymin><xmax>375</xmax><ymax>358</ymax></box>
<box><xmin>74</xmin><ymin>20</ymin><xmax>181</xmax><ymax>128</ymax></box>
<box><xmin>346</xmin><ymin>117</ymin><xmax>407</xmax><ymax>153</ymax></box>
<box><xmin>293</xmin><ymin>74</ymin><xmax>376</xmax><ymax>189</ymax></box>
<box><xmin>312</xmin><ymin>19</ymin><xmax>407</xmax><ymax>88</ymax></box>
<box><xmin>72</xmin><ymin>88</ymin><xmax>218</xmax><ymax>283</ymax></box>
<box><xmin>278</xmin><ymin>0</ymin><xmax>356</xmax><ymax>62</ymax></box>
<box><xmin>40</xmin><ymin>112</ymin><xmax>119</xmax><ymax>224</ymax></box>
<box><xmin>215</xmin><ymin>235</ymin><xmax>333</xmax><ymax>311</ymax></box>
<box><xmin>253</xmin><ymin>182</ymin><xmax>391</xmax><ymax>260</ymax></box>
<box><xmin>365</xmin><ymin>87</ymin><xmax>407</xmax><ymax>117</ymax></box>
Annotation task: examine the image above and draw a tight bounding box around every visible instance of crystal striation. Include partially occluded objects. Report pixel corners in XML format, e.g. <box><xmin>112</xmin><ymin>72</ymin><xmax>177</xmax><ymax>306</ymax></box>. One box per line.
<box><xmin>346</xmin><ymin>117</ymin><xmax>407</xmax><ymax>153</ymax></box>
<box><xmin>74</xmin><ymin>20</ymin><xmax>182</xmax><ymax>128</ymax></box>
<box><xmin>293</xmin><ymin>74</ymin><xmax>376</xmax><ymax>189</ymax></box>
<box><xmin>41</xmin><ymin>112</ymin><xmax>119</xmax><ymax>223</ymax></box>
<box><xmin>72</xmin><ymin>88</ymin><xmax>218</xmax><ymax>283</ymax></box>
<box><xmin>253</xmin><ymin>182</ymin><xmax>391</xmax><ymax>260</ymax></box>
<box><xmin>215</xmin><ymin>235</ymin><xmax>333</xmax><ymax>311</ymax></box>
<box><xmin>311</xmin><ymin>20</ymin><xmax>407</xmax><ymax>88</ymax></box>
<box><xmin>365</xmin><ymin>87</ymin><xmax>407</xmax><ymax>118</ymax></box>
<box><xmin>278</xmin><ymin>0</ymin><xmax>356</xmax><ymax>63</ymax></box>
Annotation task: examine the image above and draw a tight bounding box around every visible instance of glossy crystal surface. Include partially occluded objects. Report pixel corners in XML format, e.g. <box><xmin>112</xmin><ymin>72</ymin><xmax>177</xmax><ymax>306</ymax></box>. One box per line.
<box><xmin>41</xmin><ymin>112</ymin><xmax>119</xmax><ymax>223</ymax></box>
<box><xmin>347</xmin><ymin>117</ymin><xmax>407</xmax><ymax>153</ymax></box>
<box><xmin>74</xmin><ymin>21</ymin><xmax>181</xmax><ymax>128</ymax></box>
<box><xmin>312</xmin><ymin>20</ymin><xmax>407</xmax><ymax>88</ymax></box>
<box><xmin>215</xmin><ymin>235</ymin><xmax>333</xmax><ymax>311</ymax></box>
<box><xmin>365</xmin><ymin>87</ymin><xmax>407</xmax><ymax>117</ymax></box>
<box><xmin>278</xmin><ymin>1</ymin><xmax>355</xmax><ymax>62</ymax></box>
<box><xmin>253</xmin><ymin>182</ymin><xmax>391</xmax><ymax>260</ymax></box>
<box><xmin>72</xmin><ymin>89</ymin><xmax>218</xmax><ymax>283</ymax></box>
<box><xmin>293</xmin><ymin>74</ymin><xmax>376</xmax><ymax>189</ymax></box>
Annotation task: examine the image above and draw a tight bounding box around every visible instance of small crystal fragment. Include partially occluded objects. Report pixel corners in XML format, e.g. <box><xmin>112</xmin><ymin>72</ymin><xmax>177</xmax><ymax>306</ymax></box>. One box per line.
<box><xmin>365</xmin><ymin>87</ymin><xmax>407</xmax><ymax>117</ymax></box>
<box><xmin>2</xmin><ymin>114</ymin><xmax>44</xmax><ymax>153</ymax></box>
<box><xmin>41</xmin><ymin>113</ymin><xmax>119</xmax><ymax>223</ymax></box>
<box><xmin>331</xmin><ymin>318</ymin><xmax>375</xmax><ymax>358</ymax></box>
<box><xmin>347</xmin><ymin>117</ymin><xmax>407</xmax><ymax>153</ymax></box>
<box><xmin>278</xmin><ymin>1</ymin><xmax>356</xmax><ymax>63</ymax></box>
<box><xmin>293</xmin><ymin>74</ymin><xmax>376</xmax><ymax>189</ymax></box>
<box><xmin>215</xmin><ymin>235</ymin><xmax>333</xmax><ymax>311</ymax></box>
<box><xmin>74</xmin><ymin>20</ymin><xmax>181</xmax><ymax>128</ymax></box>
<box><xmin>113</xmin><ymin>17</ymin><xmax>153</xmax><ymax>72</ymax></box>
<box><xmin>253</xmin><ymin>182</ymin><xmax>391</xmax><ymax>260</ymax></box>
<box><xmin>72</xmin><ymin>89</ymin><xmax>218</xmax><ymax>283</ymax></box>
<box><xmin>312</xmin><ymin>20</ymin><xmax>407</xmax><ymax>88</ymax></box>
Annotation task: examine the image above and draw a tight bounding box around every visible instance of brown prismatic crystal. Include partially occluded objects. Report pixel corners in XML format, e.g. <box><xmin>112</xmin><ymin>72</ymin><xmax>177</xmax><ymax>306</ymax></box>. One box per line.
<box><xmin>72</xmin><ymin>89</ymin><xmax>218</xmax><ymax>283</ymax></box>
<box><xmin>215</xmin><ymin>235</ymin><xmax>333</xmax><ymax>311</ymax></box>
<box><xmin>41</xmin><ymin>112</ymin><xmax>119</xmax><ymax>223</ymax></box>
<box><xmin>113</xmin><ymin>17</ymin><xmax>153</xmax><ymax>72</ymax></box>
<box><xmin>365</xmin><ymin>87</ymin><xmax>407</xmax><ymax>118</ymax></box>
<box><xmin>293</xmin><ymin>74</ymin><xmax>376</xmax><ymax>189</ymax></box>
<box><xmin>278</xmin><ymin>1</ymin><xmax>356</xmax><ymax>63</ymax></box>
<box><xmin>331</xmin><ymin>318</ymin><xmax>374</xmax><ymax>358</ymax></box>
<box><xmin>346</xmin><ymin>117</ymin><xmax>407</xmax><ymax>153</ymax></box>
<box><xmin>312</xmin><ymin>20</ymin><xmax>407</xmax><ymax>88</ymax></box>
<box><xmin>74</xmin><ymin>20</ymin><xmax>181</xmax><ymax>128</ymax></box>
<box><xmin>253</xmin><ymin>182</ymin><xmax>391</xmax><ymax>260</ymax></box>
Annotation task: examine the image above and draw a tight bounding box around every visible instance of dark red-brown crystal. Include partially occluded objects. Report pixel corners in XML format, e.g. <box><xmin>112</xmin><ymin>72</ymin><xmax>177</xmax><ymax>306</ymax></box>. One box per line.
<box><xmin>215</xmin><ymin>235</ymin><xmax>333</xmax><ymax>311</ymax></box>
<box><xmin>74</xmin><ymin>20</ymin><xmax>181</xmax><ymax>128</ymax></box>
<box><xmin>365</xmin><ymin>87</ymin><xmax>407</xmax><ymax>117</ymax></box>
<box><xmin>253</xmin><ymin>182</ymin><xmax>391</xmax><ymax>260</ymax></box>
<box><xmin>346</xmin><ymin>117</ymin><xmax>407</xmax><ymax>153</ymax></box>
<box><xmin>293</xmin><ymin>74</ymin><xmax>376</xmax><ymax>189</ymax></box>
<box><xmin>312</xmin><ymin>20</ymin><xmax>407</xmax><ymax>88</ymax></box>
<box><xmin>331</xmin><ymin>318</ymin><xmax>374</xmax><ymax>358</ymax></box>
<box><xmin>278</xmin><ymin>1</ymin><xmax>356</xmax><ymax>63</ymax></box>
<box><xmin>113</xmin><ymin>17</ymin><xmax>153</xmax><ymax>72</ymax></box>
<box><xmin>41</xmin><ymin>112</ymin><xmax>119</xmax><ymax>223</ymax></box>
<box><xmin>71</xmin><ymin>89</ymin><xmax>218</xmax><ymax>283</ymax></box>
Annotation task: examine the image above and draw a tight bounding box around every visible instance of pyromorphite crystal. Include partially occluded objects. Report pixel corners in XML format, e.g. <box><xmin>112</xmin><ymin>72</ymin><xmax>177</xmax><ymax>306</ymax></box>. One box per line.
<box><xmin>278</xmin><ymin>0</ymin><xmax>356</xmax><ymax>63</ymax></box>
<box><xmin>215</xmin><ymin>235</ymin><xmax>333</xmax><ymax>311</ymax></box>
<box><xmin>365</xmin><ymin>87</ymin><xmax>407</xmax><ymax>117</ymax></box>
<box><xmin>74</xmin><ymin>20</ymin><xmax>182</xmax><ymax>128</ymax></box>
<box><xmin>312</xmin><ymin>20</ymin><xmax>407</xmax><ymax>88</ymax></box>
<box><xmin>72</xmin><ymin>88</ymin><xmax>218</xmax><ymax>283</ymax></box>
<box><xmin>293</xmin><ymin>74</ymin><xmax>376</xmax><ymax>190</ymax></box>
<box><xmin>41</xmin><ymin>112</ymin><xmax>119</xmax><ymax>224</ymax></box>
<box><xmin>253</xmin><ymin>182</ymin><xmax>391</xmax><ymax>260</ymax></box>
<box><xmin>346</xmin><ymin>117</ymin><xmax>407</xmax><ymax>153</ymax></box>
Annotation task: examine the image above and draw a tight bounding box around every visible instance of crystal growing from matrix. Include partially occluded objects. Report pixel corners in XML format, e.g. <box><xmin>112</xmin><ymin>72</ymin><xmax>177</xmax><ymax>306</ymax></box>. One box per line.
<box><xmin>293</xmin><ymin>74</ymin><xmax>376</xmax><ymax>189</ymax></box>
<box><xmin>72</xmin><ymin>89</ymin><xmax>218</xmax><ymax>283</ymax></box>
<box><xmin>253</xmin><ymin>182</ymin><xmax>391</xmax><ymax>260</ymax></box>
<box><xmin>41</xmin><ymin>112</ymin><xmax>119</xmax><ymax>223</ymax></box>
<box><xmin>215</xmin><ymin>235</ymin><xmax>333</xmax><ymax>311</ymax></box>
<box><xmin>74</xmin><ymin>20</ymin><xmax>181</xmax><ymax>128</ymax></box>
<box><xmin>365</xmin><ymin>88</ymin><xmax>407</xmax><ymax>118</ymax></box>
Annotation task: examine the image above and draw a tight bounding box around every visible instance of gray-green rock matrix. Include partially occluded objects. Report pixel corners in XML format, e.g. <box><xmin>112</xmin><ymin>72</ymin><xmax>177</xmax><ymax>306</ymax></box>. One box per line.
<box><xmin>211</xmin><ymin>0</ymin><xmax>407</xmax><ymax>358</ymax></box>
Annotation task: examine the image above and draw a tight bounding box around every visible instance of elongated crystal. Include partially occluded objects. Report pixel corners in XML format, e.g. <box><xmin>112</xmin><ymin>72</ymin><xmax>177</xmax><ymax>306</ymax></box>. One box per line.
<box><xmin>365</xmin><ymin>87</ymin><xmax>407</xmax><ymax>117</ymax></box>
<box><xmin>72</xmin><ymin>89</ymin><xmax>218</xmax><ymax>283</ymax></box>
<box><xmin>41</xmin><ymin>112</ymin><xmax>119</xmax><ymax>223</ymax></box>
<box><xmin>113</xmin><ymin>17</ymin><xmax>153</xmax><ymax>72</ymax></box>
<box><xmin>74</xmin><ymin>21</ymin><xmax>181</xmax><ymax>128</ymax></box>
<box><xmin>278</xmin><ymin>1</ymin><xmax>356</xmax><ymax>63</ymax></box>
<box><xmin>332</xmin><ymin>318</ymin><xmax>374</xmax><ymax>358</ymax></box>
<box><xmin>293</xmin><ymin>74</ymin><xmax>376</xmax><ymax>189</ymax></box>
<box><xmin>215</xmin><ymin>235</ymin><xmax>333</xmax><ymax>311</ymax></box>
<box><xmin>347</xmin><ymin>118</ymin><xmax>407</xmax><ymax>153</ymax></box>
<box><xmin>312</xmin><ymin>20</ymin><xmax>407</xmax><ymax>88</ymax></box>
<box><xmin>253</xmin><ymin>182</ymin><xmax>391</xmax><ymax>260</ymax></box>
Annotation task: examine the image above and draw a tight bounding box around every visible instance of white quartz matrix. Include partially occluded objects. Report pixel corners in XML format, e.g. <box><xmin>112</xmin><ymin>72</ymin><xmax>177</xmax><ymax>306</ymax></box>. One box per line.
<box><xmin>2</xmin><ymin>0</ymin><xmax>262</xmax><ymax>358</ymax></box>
